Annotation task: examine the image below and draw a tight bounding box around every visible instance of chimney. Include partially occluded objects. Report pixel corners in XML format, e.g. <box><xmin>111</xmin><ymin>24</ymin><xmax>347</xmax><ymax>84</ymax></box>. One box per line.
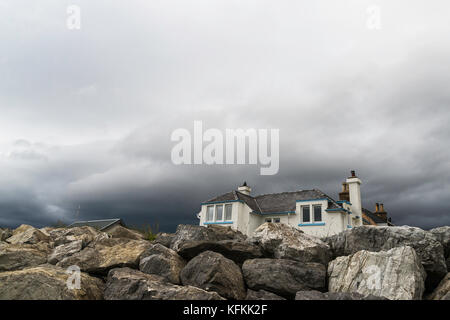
<box><xmin>237</xmin><ymin>181</ymin><xmax>251</xmax><ymax>195</ymax></box>
<box><xmin>375</xmin><ymin>203</ymin><xmax>388</xmax><ymax>222</ymax></box>
<box><xmin>375</xmin><ymin>203</ymin><xmax>380</xmax><ymax>212</ymax></box>
<box><xmin>339</xmin><ymin>182</ymin><xmax>350</xmax><ymax>201</ymax></box>
<box><xmin>346</xmin><ymin>170</ymin><xmax>362</xmax><ymax>226</ymax></box>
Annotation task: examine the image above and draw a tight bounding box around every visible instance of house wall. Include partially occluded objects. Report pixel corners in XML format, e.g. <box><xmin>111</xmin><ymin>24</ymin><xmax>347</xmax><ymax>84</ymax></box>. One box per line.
<box><xmin>199</xmin><ymin>198</ymin><xmax>358</xmax><ymax>237</ymax></box>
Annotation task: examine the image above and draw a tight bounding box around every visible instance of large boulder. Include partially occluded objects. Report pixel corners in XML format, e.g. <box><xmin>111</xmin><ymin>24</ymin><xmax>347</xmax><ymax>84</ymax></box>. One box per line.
<box><xmin>48</xmin><ymin>240</ymin><xmax>83</xmax><ymax>265</ymax></box>
<box><xmin>430</xmin><ymin>226</ymin><xmax>450</xmax><ymax>271</ymax></box>
<box><xmin>171</xmin><ymin>224</ymin><xmax>246</xmax><ymax>251</ymax></box>
<box><xmin>57</xmin><ymin>238</ymin><xmax>152</xmax><ymax>275</ymax></box>
<box><xmin>246</xmin><ymin>289</ymin><xmax>286</xmax><ymax>300</ymax></box>
<box><xmin>177</xmin><ymin>240</ymin><xmax>263</xmax><ymax>265</ymax></box>
<box><xmin>180</xmin><ymin>251</ymin><xmax>246</xmax><ymax>300</ymax></box>
<box><xmin>250</xmin><ymin>223</ymin><xmax>331</xmax><ymax>265</ymax></box>
<box><xmin>154</xmin><ymin>232</ymin><xmax>175</xmax><ymax>248</ymax></box>
<box><xmin>427</xmin><ymin>272</ymin><xmax>450</xmax><ymax>300</ymax></box>
<box><xmin>0</xmin><ymin>265</ymin><xmax>104</xmax><ymax>300</ymax></box>
<box><xmin>295</xmin><ymin>290</ymin><xmax>387</xmax><ymax>300</ymax></box>
<box><xmin>49</xmin><ymin>226</ymin><xmax>105</xmax><ymax>247</ymax></box>
<box><xmin>0</xmin><ymin>228</ymin><xmax>12</xmax><ymax>241</ymax></box>
<box><xmin>139</xmin><ymin>243</ymin><xmax>186</xmax><ymax>284</ymax></box>
<box><xmin>324</xmin><ymin>226</ymin><xmax>447</xmax><ymax>290</ymax></box>
<box><xmin>0</xmin><ymin>242</ymin><xmax>49</xmax><ymax>271</ymax></box>
<box><xmin>104</xmin><ymin>267</ymin><xmax>224</xmax><ymax>300</ymax></box>
<box><xmin>6</xmin><ymin>225</ymin><xmax>50</xmax><ymax>245</ymax></box>
<box><xmin>242</xmin><ymin>258</ymin><xmax>326</xmax><ymax>299</ymax></box>
<box><xmin>106</xmin><ymin>225</ymin><xmax>146</xmax><ymax>240</ymax></box>
<box><xmin>328</xmin><ymin>246</ymin><xmax>426</xmax><ymax>300</ymax></box>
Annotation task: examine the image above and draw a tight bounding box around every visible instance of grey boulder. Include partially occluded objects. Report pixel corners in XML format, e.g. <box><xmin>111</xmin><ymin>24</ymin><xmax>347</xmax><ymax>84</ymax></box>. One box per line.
<box><xmin>0</xmin><ymin>242</ymin><xmax>49</xmax><ymax>271</ymax></box>
<box><xmin>427</xmin><ymin>272</ymin><xmax>450</xmax><ymax>300</ymax></box>
<box><xmin>250</xmin><ymin>222</ymin><xmax>331</xmax><ymax>265</ymax></box>
<box><xmin>171</xmin><ymin>224</ymin><xmax>246</xmax><ymax>251</ymax></box>
<box><xmin>177</xmin><ymin>239</ymin><xmax>262</xmax><ymax>265</ymax></box>
<box><xmin>180</xmin><ymin>250</ymin><xmax>246</xmax><ymax>300</ymax></box>
<box><xmin>246</xmin><ymin>289</ymin><xmax>286</xmax><ymax>300</ymax></box>
<box><xmin>47</xmin><ymin>240</ymin><xmax>83</xmax><ymax>265</ymax></box>
<box><xmin>0</xmin><ymin>264</ymin><xmax>104</xmax><ymax>300</ymax></box>
<box><xmin>324</xmin><ymin>225</ymin><xmax>446</xmax><ymax>290</ymax></box>
<box><xmin>154</xmin><ymin>232</ymin><xmax>175</xmax><ymax>248</ymax></box>
<box><xmin>139</xmin><ymin>243</ymin><xmax>186</xmax><ymax>284</ymax></box>
<box><xmin>242</xmin><ymin>258</ymin><xmax>326</xmax><ymax>299</ymax></box>
<box><xmin>295</xmin><ymin>290</ymin><xmax>387</xmax><ymax>300</ymax></box>
<box><xmin>328</xmin><ymin>246</ymin><xmax>426</xmax><ymax>300</ymax></box>
<box><xmin>105</xmin><ymin>267</ymin><xmax>224</xmax><ymax>300</ymax></box>
<box><xmin>6</xmin><ymin>225</ymin><xmax>50</xmax><ymax>245</ymax></box>
<box><xmin>430</xmin><ymin>226</ymin><xmax>450</xmax><ymax>271</ymax></box>
<box><xmin>57</xmin><ymin>237</ymin><xmax>152</xmax><ymax>275</ymax></box>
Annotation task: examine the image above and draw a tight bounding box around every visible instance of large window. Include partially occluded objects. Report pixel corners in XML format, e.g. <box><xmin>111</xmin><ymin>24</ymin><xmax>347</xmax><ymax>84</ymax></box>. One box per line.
<box><xmin>206</xmin><ymin>206</ymin><xmax>214</xmax><ymax>221</ymax></box>
<box><xmin>302</xmin><ymin>206</ymin><xmax>310</xmax><ymax>222</ymax></box>
<box><xmin>313</xmin><ymin>205</ymin><xmax>322</xmax><ymax>222</ymax></box>
<box><xmin>215</xmin><ymin>205</ymin><xmax>223</xmax><ymax>221</ymax></box>
<box><xmin>225</xmin><ymin>204</ymin><xmax>233</xmax><ymax>221</ymax></box>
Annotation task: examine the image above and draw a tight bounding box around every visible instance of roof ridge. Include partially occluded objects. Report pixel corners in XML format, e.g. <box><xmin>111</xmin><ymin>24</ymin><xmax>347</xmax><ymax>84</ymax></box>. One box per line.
<box><xmin>254</xmin><ymin>189</ymin><xmax>316</xmax><ymax>198</ymax></box>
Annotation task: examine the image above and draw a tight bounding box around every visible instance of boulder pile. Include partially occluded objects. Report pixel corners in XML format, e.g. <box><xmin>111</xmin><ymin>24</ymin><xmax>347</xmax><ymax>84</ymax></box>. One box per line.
<box><xmin>0</xmin><ymin>223</ymin><xmax>449</xmax><ymax>300</ymax></box>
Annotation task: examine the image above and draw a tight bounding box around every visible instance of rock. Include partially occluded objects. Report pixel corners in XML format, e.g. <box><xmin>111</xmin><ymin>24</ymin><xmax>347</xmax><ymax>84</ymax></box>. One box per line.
<box><xmin>324</xmin><ymin>226</ymin><xmax>447</xmax><ymax>290</ymax></box>
<box><xmin>48</xmin><ymin>240</ymin><xmax>83</xmax><ymax>265</ymax></box>
<box><xmin>12</xmin><ymin>224</ymin><xmax>35</xmax><ymax>235</ymax></box>
<box><xmin>154</xmin><ymin>232</ymin><xmax>175</xmax><ymax>248</ymax></box>
<box><xmin>106</xmin><ymin>225</ymin><xmax>146</xmax><ymax>240</ymax></box>
<box><xmin>246</xmin><ymin>289</ymin><xmax>286</xmax><ymax>300</ymax></box>
<box><xmin>0</xmin><ymin>242</ymin><xmax>48</xmax><ymax>271</ymax></box>
<box><xmin>295</xmin><ymin>290</ymin><xmax>387</xmax><ymax>300</ymax></box>
<box><xmin>49</xmin><ymin>226</ymin><xmax>104</xmax><ymax>247</ymax></box>
<box><xmin>177</xmin><ymin>240</ymin><xmax>263</xmax><ymax>265</ymax></box>
<box><xmin>427</xmin><ymin>273</ymin><xmax>450</xmax><ymax>300</ymax></box>
<box><xmin>57</xmin><ymin>237</ymin><xmax>152</xmax><ymax>275</ymax></box>
<box><xmin>104</xmin><ymin>267</ymin><xmax>225</xmax><ymax>300</ymax></box>
<box><xmin>328</xmin><ymin>246</ymin><xmax>426</xmax><ymax>300</ymax></box>
<box><xmin>0</xmin><ymin>265</ymin><xmax>104</xmax><ymax>300</ymax></box>
<box><xmin>6</xmin><ymin>226</ymin><xmax>50</xmax><ymax>245</ymax></box>
<box><xmin>39</xmin><ymin>227</ymin><xmax>54</xmax><ymax>236</ymax></box>
<box><xmin>180</xmin><ymin>251</ymin><xmax>246</xmax><ymax>300</ymax></box>
<box><xmin>139</xmin><ymin>243</ymin><xmax>186</xmax><ymax>284</ymax></box>
<box><xmin>242</xmin><ymin>258</ymin><xmax>326</xmax><ymax>299</ymax></box>
<box><xmin>430</xmin><ymin>226</ymin><xmax>450</xmax><ymax>271</ymax></box>
<box><xmin>250</xmin><ymin>223</ymin><xmax>331</xmax><ymax>265</ymax></box>
<box><xmin>0</xmin><ymin>228</ymin><xmax>12</xmax><ymax>241</ymax></box>
<box><xmin>171</xmin><ymin>224</ymin><xmax>246</xmax><ymax>251</ymax></box>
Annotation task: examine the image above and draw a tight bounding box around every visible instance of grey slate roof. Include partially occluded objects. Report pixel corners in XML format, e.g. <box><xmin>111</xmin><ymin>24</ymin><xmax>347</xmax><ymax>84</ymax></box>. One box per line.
<box><xmin>362</xmin><ymin>208</ymin><xmax>386</xmax><ymax>224</ymax></box>
<box><xmin>67</xmin><ymin>218</ymin><xmax>124</xmax><ymax>231</ymax></box>
<box><xmin>203</xmin><ymin>189</ymin><xmax>342</xmax><ymax>214</ymax></box>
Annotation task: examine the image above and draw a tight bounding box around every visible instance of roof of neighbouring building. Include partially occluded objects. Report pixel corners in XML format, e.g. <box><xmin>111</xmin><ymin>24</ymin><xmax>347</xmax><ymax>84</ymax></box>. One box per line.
<box><xmin>67</xmin><ymin>218</ymin><xmax>124</xmax><ymax>231</ymax></box>
<box><xmin>362</xmin><ymin>208</ymin><xmax>386</xmax><ymax>224</ymax></box>
<box><xmin>203</xmin><ymin>189</ymin><xmax>342</xmax><ymax>214</ymax></box>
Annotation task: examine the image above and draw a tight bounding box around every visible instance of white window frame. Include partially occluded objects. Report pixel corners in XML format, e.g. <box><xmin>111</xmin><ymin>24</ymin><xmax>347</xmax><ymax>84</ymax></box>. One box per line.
<box><xmin>205</xmin><ymin>203</ymin><xmax>233</xmax><ymax>223</ymax></box>
<box><xmin>225</xmin><ymin>204</ymin><xmax>233</xmax><ymax>221</ymax></box>
<box><xmin>206</xmin><ymin>205</ymin><xmax>214</xmax><ymax>222</ymax></box>
<box><xmin>313</xmin><ymin>205</ymin><xmax>322</xmax><ymax>222</ymax></box>
<box><xmin>301</xmin><ymin>205</ymin><xmax>311</xmax><ymax>223</ymax></box>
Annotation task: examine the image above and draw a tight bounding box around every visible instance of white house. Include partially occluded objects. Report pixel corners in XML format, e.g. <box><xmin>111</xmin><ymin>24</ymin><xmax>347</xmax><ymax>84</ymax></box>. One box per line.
<box><xmin>197</xmin><ymin>171</ymin><xmax>367</xmax><ymax>237</ymax></box>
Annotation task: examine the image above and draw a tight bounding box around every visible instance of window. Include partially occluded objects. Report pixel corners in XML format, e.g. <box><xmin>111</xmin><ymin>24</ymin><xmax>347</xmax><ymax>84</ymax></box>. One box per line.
<box><xmin>302</xmin><ymin>206</ymin><xmax>310</xmax><ymax>222</ymax></box>
<box><xmin>313</xmin><ymin>205</ymin><xmax>322</xmax><ymax>222</ymax></box>
<box><xmin>265</xmin><ymin>218</ymin><xmax>272</xmax><ymax>223</ymax></box>
<box><xmin>225</xmin><ymin>204</ymin><xmax>232</xmax><ymax>221</ymax></box>
<box><xmin>273</xmin><ymin>218</ymin><xmax>280</xmax><ymax>223</ymax></box>
<box><xmin>216</xmin><ymin>205</ymin><xmax>223</xmax><ymax>221</ymax></box>
<box><xmin>206</xmin><ymin>206</ymin><xmax>214</xmax><ymax>221</ymax></box>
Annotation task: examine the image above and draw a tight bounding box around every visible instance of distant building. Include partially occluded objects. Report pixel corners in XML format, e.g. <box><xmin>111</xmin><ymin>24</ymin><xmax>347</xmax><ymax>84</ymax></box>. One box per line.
<box><xmin>197</xmin><ymin>170</ymin><xmax>392</xmax><ymax>237</ymax></box>
<box><xmin>67</xmin><ymin>218</ymin><xmax>125</xmax><ymax>232</ymax></box>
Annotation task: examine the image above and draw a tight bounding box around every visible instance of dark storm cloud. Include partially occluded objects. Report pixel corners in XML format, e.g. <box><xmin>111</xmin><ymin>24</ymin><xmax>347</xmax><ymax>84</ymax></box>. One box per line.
<box><xmin>0</xmin><ymin>0</ymin><xmax>449</xmax><ymax>231</ymax></box>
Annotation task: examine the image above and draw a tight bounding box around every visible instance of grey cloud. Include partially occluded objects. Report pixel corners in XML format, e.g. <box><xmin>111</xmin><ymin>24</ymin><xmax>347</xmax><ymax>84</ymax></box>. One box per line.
<box><xmin>0</xmin><ymin>1</ymin><xmax>449</xmax><ymax>231</ymax></box>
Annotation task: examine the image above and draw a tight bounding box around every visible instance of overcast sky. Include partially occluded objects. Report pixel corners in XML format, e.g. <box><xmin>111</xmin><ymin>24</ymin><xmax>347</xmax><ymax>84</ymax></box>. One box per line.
<box><xmin>1</xmin><ymin>0</ymin><xmax>449</xmax><ymax>231</ymax></box>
